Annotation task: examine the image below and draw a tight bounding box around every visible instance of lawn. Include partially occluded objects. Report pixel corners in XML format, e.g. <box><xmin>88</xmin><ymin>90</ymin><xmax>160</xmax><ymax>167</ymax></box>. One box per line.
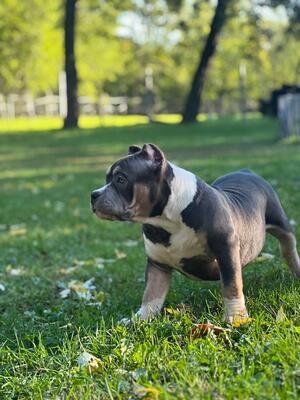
<box><xmin>1</xmin><ymin>116</ymin><xmax>300</xmax><ymax>399</ymax></box>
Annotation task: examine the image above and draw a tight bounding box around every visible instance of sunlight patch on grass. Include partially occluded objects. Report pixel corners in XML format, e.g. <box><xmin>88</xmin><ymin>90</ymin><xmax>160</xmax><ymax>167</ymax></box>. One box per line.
<box><xmin>0</xmin><ymin>114</ymin><xmax>212</xmax><ymax>132</ymax></box>
<box><xmin>0</xmin><ymin>115</ymin><xmax>149</xmax><ymax>132</ymax></box>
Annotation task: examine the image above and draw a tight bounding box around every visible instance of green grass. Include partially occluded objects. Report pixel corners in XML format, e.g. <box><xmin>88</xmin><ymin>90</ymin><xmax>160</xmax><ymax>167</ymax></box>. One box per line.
<box><xmin>1</xmin><ymin>116</ymin><xmax>300</xmax><ymax>399</ymax></box>
<box><xmin>0</xmin><ymin>114</ymin><xmax>186</xmax><ymax>132</ymax></box>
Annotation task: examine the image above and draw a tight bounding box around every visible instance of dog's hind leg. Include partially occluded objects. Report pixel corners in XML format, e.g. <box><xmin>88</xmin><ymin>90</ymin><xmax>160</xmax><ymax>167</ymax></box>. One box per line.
<box><xmin>265</xmin><ymin>193</ymin><xmax>300</xmax><ymax>277</ymax></box>
<box><xmin>267</xmin><ymin>225</ymin><xmax>300</xmax><ymax>277</ymax></box>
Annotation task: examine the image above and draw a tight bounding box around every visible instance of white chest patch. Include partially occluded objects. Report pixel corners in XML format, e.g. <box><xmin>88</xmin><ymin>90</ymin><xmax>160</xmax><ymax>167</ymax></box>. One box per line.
<box><xmin>142</xmin><ymin>163</ymin><xmax>208</xmax><ymax>270</ymax></box>
<box><xmin>143</xmin><ymin>226</ymin><xmax>208</xmax><ymax>269</ymax></box>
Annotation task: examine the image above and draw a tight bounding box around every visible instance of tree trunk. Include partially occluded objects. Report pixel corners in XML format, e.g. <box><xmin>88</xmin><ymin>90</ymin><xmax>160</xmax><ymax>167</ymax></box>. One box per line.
<box><xmin>182</xmin><ymin>0</ymin><xmax>231</xmax><ymax>123</ymax></box>
<box><xmin>63</xmin><ymin>0</ymin><xmax>79</xmax><ymax>129</ymax></box>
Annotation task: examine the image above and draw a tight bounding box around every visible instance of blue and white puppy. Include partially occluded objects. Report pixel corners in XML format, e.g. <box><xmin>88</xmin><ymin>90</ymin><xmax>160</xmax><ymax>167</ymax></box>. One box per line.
<box><xmin>91</xmin><ymin>144</ymin><xmax>300</xmax><ymax>323</ymax></box>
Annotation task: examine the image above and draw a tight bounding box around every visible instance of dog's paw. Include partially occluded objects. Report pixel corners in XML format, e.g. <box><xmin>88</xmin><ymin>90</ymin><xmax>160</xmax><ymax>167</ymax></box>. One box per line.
<box><xmin>118</xmin><ymin>313</ymin><xmax>143</xmax><ymax>327</ymax></box>
<box><xmin>223</xmin><ymin>297</ymin><xmax>250</xmax><ymax>326</ymax></box>
<box><xmin>224</xmin><ymin>310</ymin><xmax>251</xmax><ymax>326</ymax></box>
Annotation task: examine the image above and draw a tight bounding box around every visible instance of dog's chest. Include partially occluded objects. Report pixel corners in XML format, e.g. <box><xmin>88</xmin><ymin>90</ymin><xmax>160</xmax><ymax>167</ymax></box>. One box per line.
<box><xmin>143</xmin><ymin>223</ymin><xmax>208</xmax><ymax>269</ymax></box>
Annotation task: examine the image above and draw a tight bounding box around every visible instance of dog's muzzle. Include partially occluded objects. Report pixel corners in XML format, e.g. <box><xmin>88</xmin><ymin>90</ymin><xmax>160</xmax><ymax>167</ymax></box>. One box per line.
<box><xmin>91</xmin><ymin>190</ymin><xmax>101</xmax><ymax>212</ymax></box>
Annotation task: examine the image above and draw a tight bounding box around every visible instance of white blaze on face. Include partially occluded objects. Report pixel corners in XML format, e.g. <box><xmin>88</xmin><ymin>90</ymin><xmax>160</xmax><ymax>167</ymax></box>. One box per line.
<box><xmin>93</xmin><ymin>184</ymin><xmax>109</xmax><ymax>197</ymax></box>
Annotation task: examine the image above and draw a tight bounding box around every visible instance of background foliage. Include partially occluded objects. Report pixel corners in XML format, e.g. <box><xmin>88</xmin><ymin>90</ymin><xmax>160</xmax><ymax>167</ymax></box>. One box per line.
<box><xmin>0</xmin><ymin>0</ymin><xmax>299</xmax><ymax>112</ymax></box>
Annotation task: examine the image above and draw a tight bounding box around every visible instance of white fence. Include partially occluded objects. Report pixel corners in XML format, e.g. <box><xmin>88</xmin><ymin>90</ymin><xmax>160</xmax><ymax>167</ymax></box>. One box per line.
<box><xmin>278</xmin><ymin>94</ymin><xmax>300</xmax><ymax>139</ymax></box>
<box><xmin>0</xmin><ymin>93</ymin><xmax>143</xmax><ymax>118</ymax></box>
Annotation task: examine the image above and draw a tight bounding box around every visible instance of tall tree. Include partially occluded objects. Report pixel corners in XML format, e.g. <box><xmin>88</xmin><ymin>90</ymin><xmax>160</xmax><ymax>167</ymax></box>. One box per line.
<box><xmin>64</xmin><ymin>0</ymin><xmax>78</xmax><ymax>129</ymax></box>
<box><xmin>181</xmin><ymin>0</ymin><xmax>232</xmax><ymax>123</ymax></box>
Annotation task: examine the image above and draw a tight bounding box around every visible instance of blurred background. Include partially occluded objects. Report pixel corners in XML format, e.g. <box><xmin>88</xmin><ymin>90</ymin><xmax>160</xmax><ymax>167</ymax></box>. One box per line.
<box><xmin>0</xmin><ymin>0</ymin><xmax>299</xmax><ymax>134</ymax></box>
<box><xmin>1</xmin><ymin>4</ymin><xmax>300</xmax><ymax>396</ymax></box>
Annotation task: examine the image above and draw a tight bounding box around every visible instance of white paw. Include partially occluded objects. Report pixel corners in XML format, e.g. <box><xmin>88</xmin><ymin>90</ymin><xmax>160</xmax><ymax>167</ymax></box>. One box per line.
<box><xmin>223</xmin><ymin>297</ymin><xmax>249</xmax><ymax>325</ymax></box>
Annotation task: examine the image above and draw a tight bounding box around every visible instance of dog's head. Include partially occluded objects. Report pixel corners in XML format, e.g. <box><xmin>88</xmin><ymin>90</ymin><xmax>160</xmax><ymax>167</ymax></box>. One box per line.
<box><xmin>91</xmin><ymin>144</ymin><xmax>173</xmax><ymax>222</ymax></box>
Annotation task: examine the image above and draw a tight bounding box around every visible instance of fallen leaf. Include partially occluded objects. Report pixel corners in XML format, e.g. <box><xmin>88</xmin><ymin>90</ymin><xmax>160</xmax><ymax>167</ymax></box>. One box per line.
<box><xmin>191</xmin><ymin>322</ymin><xmax>230</xmax><ymax>338</ymax></box>
<box><xmin>59</xmin><ymin>288</ymin><xmax>71</xmax><ymax>298</ymax></box>
<box><xmin>256</xmin><ymin>252</ymin><xmax>275</xmax><ymax>262</ymax></box>
<box><xmin>165</xmin><ymin>307</ymin><xmax>178</xmax><ymax>315</ymax></box>
<box><xmin>95</xmin><ymin>262</ymin><xmax>104</xmax><ymax>270</ymax></box>
<box><xmin>69</xmin><ymin>278</ymin><xmax>95</xmax><ymax>300</ymax></box>
<box><xmin>276</xmin><ymin>306</ymin><xmax>286</xmax><ymax>322</ymax></box>
<box><xmin>123</xmin><ymin>240</ymin><xmax>139</xmax><ymax>247</ymax></box>
<box><xmin>82</xmin><ymin>278</ymin><xmax>96</xmax><ymax>290</ymax></box>
<box><xmin>7</xmin><ymin>267</ymin><xmax>24</xmax><ymax>276</ymax></box>
<box><xmin>9</xmin><ymin>224</ymin><xmax>27</xmax><ymax>236</ymax></box>
<box><xmin>232</xmin><ymin>316</ymin><xmax>254</xmax><ymax>328</ymax></box>
<box><xmin>60</xmin><ymin>266</ymin><xmax>77</xmax><ymax>275</ymax></box>
<box><xmin>133</xmin><ymin>384</ymin><xmax>161</xmax><ymax>398</ymax></box>
<box><xmin>73</xmin><ymin>260</ymin><xmax>85</xmax><ymax>267</ymax></box>
<box><xmin>77</xmin><ymin>351</ymin><xmax>102</xmax><ymax>373</ymax></box>
<box><xmin>95</xmin><ymin>257</ymin><xmax>116</xmax><ymax>265</ymax></box>
<box><xmin>59</xmin><ymin>278</ymin><xmax>96</xmax><ymax>300</ymax></box>
<box><xmin>115</xmin><ymin>249</ymin><xmax>127</xmax><ymax>259</ymax></box>
<box><xmin>164</xmin><ymin>305</ymin><xmax>190</xmax><ymax>316</ymax></box>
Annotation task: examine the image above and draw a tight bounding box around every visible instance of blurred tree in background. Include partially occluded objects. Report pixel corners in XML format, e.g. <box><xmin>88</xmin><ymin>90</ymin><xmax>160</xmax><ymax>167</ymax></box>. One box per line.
<box><xmin>182</xmin><ymin>0</ymin><xmax>232</xmax><ymax>123</ymax></box>
<box><xmin>0</xmin><ymin>0</ymin><xmax>62</xmax><ymax>95</ymax></box>
<box><xmin>64</xmin><ymin>0</ymin><xmax>78</xmax><ymax>128</ymax></box>
<box><xmin>0</xmin><ymin>0</ymin><xmax>299</xmax><ymax>117</ymax></box>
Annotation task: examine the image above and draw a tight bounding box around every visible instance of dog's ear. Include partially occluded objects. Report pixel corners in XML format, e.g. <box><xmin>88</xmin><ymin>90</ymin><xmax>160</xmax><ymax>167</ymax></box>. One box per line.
<box><xmin>128</xmin><ymin>145</ymin><xmax>142</xmax><ymax>155</ymax></box>
<box><xmin>142</xmin><ymin>143</ymin><xmax>165</xmax><ymax>166</ymax></box>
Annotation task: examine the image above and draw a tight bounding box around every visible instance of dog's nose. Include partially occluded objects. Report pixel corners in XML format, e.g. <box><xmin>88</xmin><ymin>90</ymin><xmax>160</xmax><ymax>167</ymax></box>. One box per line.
<box><xmin>91</xmin><ymin>190</ymin><xmax>100</xmax><ymax>202</ymax></box>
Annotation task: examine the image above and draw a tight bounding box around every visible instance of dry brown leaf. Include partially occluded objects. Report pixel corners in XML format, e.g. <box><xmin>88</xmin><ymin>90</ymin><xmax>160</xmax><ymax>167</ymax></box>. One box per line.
<box><xmin>191</xmin><ymin>322</ymin><xmax>230</xmax><ymax>338</ymax></box>
<box><xmin>115</xmin><ymin>249</ymin><xmax>127</xmax><ymax>259</ymax></box>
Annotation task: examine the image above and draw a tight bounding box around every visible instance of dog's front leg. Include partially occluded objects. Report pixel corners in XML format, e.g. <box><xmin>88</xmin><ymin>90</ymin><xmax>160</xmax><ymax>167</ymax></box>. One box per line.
<box><xmin>212</xmin><ymin>236</ymin><xmax>248</xmax><ymax>324</ymax></box>
<box><xmin>136</xmin><ymin>259</ymin><xmax>172</xmax><ymax>320</ymax></box>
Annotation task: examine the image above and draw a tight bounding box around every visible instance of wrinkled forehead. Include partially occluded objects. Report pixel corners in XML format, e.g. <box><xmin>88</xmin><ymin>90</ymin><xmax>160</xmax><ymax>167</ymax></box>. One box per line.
<box><xmin>106</xmin><ymin>154</ymin><xmax>154</xmax><ymax>182</ymax></box>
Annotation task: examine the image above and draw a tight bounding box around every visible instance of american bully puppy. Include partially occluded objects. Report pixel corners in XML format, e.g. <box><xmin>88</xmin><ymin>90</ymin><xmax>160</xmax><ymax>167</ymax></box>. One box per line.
<box><xmin>91</xmin><ymin>144</ymin><xmax>300</xmax><ymax>323</ymax></box>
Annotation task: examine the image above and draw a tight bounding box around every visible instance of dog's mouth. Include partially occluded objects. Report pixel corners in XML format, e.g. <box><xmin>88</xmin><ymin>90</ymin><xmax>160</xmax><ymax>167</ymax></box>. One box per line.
<box><xmin>93</xmin><ymin>208</ymin><xmax>132</xmax><ymax>222</ymax></box>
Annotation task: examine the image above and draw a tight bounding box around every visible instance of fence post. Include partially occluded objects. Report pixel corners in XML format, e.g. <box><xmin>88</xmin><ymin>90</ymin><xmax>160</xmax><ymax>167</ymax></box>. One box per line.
<box><xmin>59</xmin><ymin>71</ymin><xmax>67</xmax><ymax>118</ymax></box>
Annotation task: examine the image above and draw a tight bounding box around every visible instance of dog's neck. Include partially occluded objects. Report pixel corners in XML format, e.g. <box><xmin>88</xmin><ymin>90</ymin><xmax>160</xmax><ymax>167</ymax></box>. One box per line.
<box><xmin>138</xmin><ymin>162</ymin><xmax>201</xmax><ymax>230</ymax></box>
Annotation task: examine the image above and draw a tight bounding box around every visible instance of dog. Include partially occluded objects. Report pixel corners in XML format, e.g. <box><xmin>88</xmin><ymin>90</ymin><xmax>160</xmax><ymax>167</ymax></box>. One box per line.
<box><xmin>91</xmin><ymin>143</ymin><xmax>300</xmax><ymax>323</ymax></box>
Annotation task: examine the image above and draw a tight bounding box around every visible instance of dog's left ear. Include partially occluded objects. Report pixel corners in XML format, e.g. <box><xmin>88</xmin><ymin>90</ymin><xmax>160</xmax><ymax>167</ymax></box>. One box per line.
<box><xmin>142</xmin><ymin>143</ymin><xmax>165</xmax><ymax>166</ymax></box>
<box><xmin>128</xmin><ymin>145</ymin><xmax>142</xmax><ymax>155</ymax></box>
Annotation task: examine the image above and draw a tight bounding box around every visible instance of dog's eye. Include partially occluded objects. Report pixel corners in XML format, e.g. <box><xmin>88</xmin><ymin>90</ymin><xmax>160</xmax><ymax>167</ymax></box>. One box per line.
<box><xmin>116</xmin><ymin>175</ymin><xmax>126</xmax><ymax>185</ymax></box>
